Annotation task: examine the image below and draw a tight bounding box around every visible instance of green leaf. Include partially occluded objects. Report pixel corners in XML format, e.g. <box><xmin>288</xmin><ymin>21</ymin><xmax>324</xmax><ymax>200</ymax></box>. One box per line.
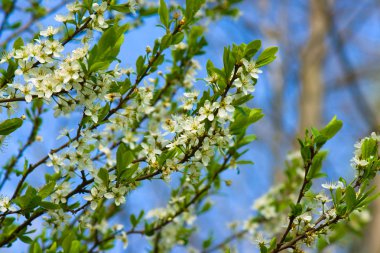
<box><xmin>18</xmin><ymin>235</ymin><xmax>33</xmax><ymax>244</ymax></box>
<box><xmin>185</xmin><ymin>0</ymin><xmax>205</xmax><ymax>22</ymax></box>
<box><xmin>136</xmin><ymin>55</ymin><xmax>146</xmax><ymax>77</ymax></box>
<box><xmin>244</xmin><ymin>40</ymin><xmax>261</xmax><ymax>59</ymax></box>
<box><xmin>223</xmin><ymin>46</ymin><xmax>235</xmax><ymax>78</ymax></box>
<box><xmin>185</xmin><ymin>0</ymin><xmax>194</xmax><ymax>20</ymax></box>
<box><xmin>46</xmin><ymin>242</ymin><xmax>57</xmax><ymax>253</ymax></box>
<box><xmin>320</xmin><ymin>116</ymin><xmax>343</xmax><ymax>140</ymax></box>
<box><xmin>69</xmin><ymin>240</ymin><xmax>80</xmax><ymax>253</ymax></box>
<box><xmin>14</xmin><ymin>186</ymin><xmax>41</xmax><ymax>211</ymax></box>
<box><xmin>230</xmin><ymin>107</ymin><xmax>264</xmax><ymax>135</ymax></box>
<box><xmin>40</xmin><ymin>201</ymin><xmax>59</xmax><ymax>210</ymax></box>
<box><xmin>256</xmin><ymin>46</ymin><xmax>278</xmax><ymax>67</ymax></box>
<box><xmin>110</xmin><ymin>4</ymin><xmax>135</xmax><ymax>13</ymax></box>
<box><xmin>88</xmin><ymin>24</ymin><xmax>127</xmax><ymax>72</ymax></box>
<box><xmin>98</xmin><ymin>103</ymin><xmax>110</xmax><ymax>123</ymax></box>
<box><xmin>307</xmin><ymin>151</ymin><xmax>327</xmax><ymax>180</ymax></box>
<box><xmin>121</xmin><ymin>163</ymin><xmax>139</xmax><ymax>182</ymax></box>
<box><xmin>345</xmin><ymin>186</ymin><xmax>357</xmax><ymax>212</ymax></box>
<box><xmin>236</xmin><ymin>160</ymin><xmax>254</xmax><ymax>165</ymax></box>
<box><xmin>206</xmin><ymin>60</ymin><xmax>215</xmax><ymax>76</ymax></box>
<box><xmin>159</xmin><ymin>0</ymin><xmax>169</xmax><ymax>28</ymax></box>
<box><xmin>116</xmin><ymin>143</ymin><xmax>134</xmax><ymax>174</ymax></box>
<box><xmin>172</xmin><ymin>32</ymin><xmax>184</xmax><ymax>45</ymax></box>
<box><xmin>62</xmin><ymin>232</ymin><xmax>75</xmax><ymax>253</ymax></box>
<box><xmin>38</xmin><ymin>182</ymin><xmax>55</xmax><ymax>199</ymax></box>
<box><xmin>361</xmin><ymin>138</ymin><xmax>378</xmax><ymax>160</ymax></box>
<box><xmin>202</xmin><ymin>236</ymin><xmax>213</xmax><ymax>249</ymax></box>
<box><xmin>13</xmin><ymin>37</ymin><xmax>24</xmax><ymax>50</ymax></box>
<box><xmin>160</xmin><ymin>34</ymin><xmax>172</xmax><ymax>50</ymax></box>
<box><xmin>31</xmin><ymin>241</ymin><xmax>43</xmax><ymax>253</ymax></box>
<box><xmin>335</xmin><ymin>187</ymin><xmax>343</xmax><ymax>205</ymax></box>
<box><xmin>232</xmin><ymin>94</ymin><xmax>253</xmax><ymax>106</ymax></box>
<box><xmin>358</xmin><ymin>192</ymin><xmax>380</xmax><ymax>208</ymax></box>
<box><xmin>0</xmin><ymin>118</ymin><xmax>23</xmax><ymax>135</ymax></box>
<box><xmin>290</xmin><ymin>203</ymin><xmax>303</xmax><ymax>217</ymax></box>
<box><xmin>130</xmin><ymin>214</ymin><xmax>137</xmax><ymax>227</ymax></box>
<box><xmin>259</xmin><ymin>244</ymin><xmax>268</xmax><ymax>253</ymax></box>
<box><xmin>97</xmin><ymin>168</ymin><xmax>109</xmax><ymax>185</ymax></box>
<box><xmin>237</xmin><ymin>134</ymin><xmax>257</xmax><ymax>148</ymax></box>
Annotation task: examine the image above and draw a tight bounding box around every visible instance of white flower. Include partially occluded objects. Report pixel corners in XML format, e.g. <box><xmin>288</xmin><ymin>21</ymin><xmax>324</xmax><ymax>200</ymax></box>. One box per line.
<box><xmin>0</xmin><ymin>196</ymin><xmax>17</xmax><ymax>212</ymax></box>
<box><xmin>46</xmin><ymin>153</ymin><xmax>64</xmax><ymax>173</ymax></box>
<box><xmin>91</xmin><ymin>2</ymin><xmax>109</xmax><ymax>31</ymax></box>
<box><xmin>194</xmin><ymin>140</ymin><xmax>214</xmax><ymax>165</ymax></box>
<box><xmin>370</xmin><ymin>132</ymin><xmax>380</xmax><ymax>141</ymax></box>
<box><xmin>205</xmin><ymin>73</ymin><xmax>218</xmax><ymax>84</ymax></box>
<box><xmin>198</xmin><ymin>101</ymin><xmax>218</xmax><ymax>121</ymax></box>
<box><xmin>84</xmin><ymin>187</ymin><xmax>104</xmax><ymax>210</ymax></box>
<box><xmin>43</xmin><ymin>40</ymin><xmax>64</xmax><ymax>57</ymax></box>
<box><xmin>234</xmin><ymin>75</ymin><xmax>255</xmax><ymax>95</ymax></box>
<box><xmin>40</xmin><ymin>26</ymin><xmax>59</xmax><ymax>37</ymax></box>
<box><xmin>15</xmin><ymin>60</ymin><xmax>33</xmax><ymax>75</ymax></box>
<box><xmin>14</xmin><ymin>83</ymin><xmax>34</xmax><ymax>103</ymax></box>
<box><xmin>174</xmin><ymin>42</ymin><xmax>187</xmax><ymax>50</ymax></box>
<box><xmin>141</xmin><ymin>138</ymin><xmax>162</xmax><ymax>163</ymax></box>
<box><xmin>50</xmin><ymin>182</ymin><xmax>70</xmax><ymax>204</ymax></box>
<box><xmin>315</xmin><ymin>192</ymin><xmax>331</xmax><ymax>203</ymax></box>
<box><xmin>57</xmin><ymin>128</ymin><xmax>73</xmax><ymax>140</ymax></box>
<box><xmin>66</xmin><ymin>2</ymin><xmax>81</xmax><ymax>12</ymax></box>
<box><xmin>55</xmin><ymin>14</ymin><xmax>74</xmax><ymax>23</ymax></box>
<box><xmin>321</xmin><ymin>181</ymin><xmax>344</xmax><ymax>190</ymax></box>
<box><xmin>351</xmin><ymin>157</ymin><xmax>369</xmax><ymax>167</ymax></box>
<box><xmin>216</xmin><ymin>96</ymin><xmax>235</xmax><ymax>119</ymax></box>
<box><xmin>119</xmin><ymin>231</ymin><xmax>129</xmax><ymax>249</ymax></box>
<box><xmin>294</xmin><ymin>213</ymin><xmax>313</xmax><ymax>225</ymax></box>
<box><xmin>146</xmin><ymin>207</ymin><xmax>168</xmax><ymax>219</ymax></box>
<box><xmin>104</xmin><ymin>186</ymin><xmax>127</xmax><ymax>206</ymax></box>
<box><xmin>84</xmin><ymin>104</ymin><xmax>102</xmax><ymax>123</ymax></box>
<box><xmin>243</xmin><ymin>219</ymin><xmax>258</xmax><ymax>234</ymax></box>
<box><xmin>241</xmin><ymin>59</ymin><xmax>262</xmax><ymax>79</ymax></box>
<box><xmin>127</xmin><ymin>0</ymin><xmax>138</xmax><ymax>14</ymax></box>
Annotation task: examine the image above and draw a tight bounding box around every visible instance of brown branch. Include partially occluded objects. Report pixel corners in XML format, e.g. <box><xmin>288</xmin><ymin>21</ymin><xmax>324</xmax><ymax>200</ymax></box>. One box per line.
<box><xmin>0</xmin><ymin>105</ymin><xmax>43</xmax><ymax>190</ymax></box>
<box><xmin>0</xmin><ymin>210</ymin><xmax>44</xmax><ymax>247</ymax></box>
<box><xmin>0</xmin><ymin>0</ymin><xmax>17</xmax><ymax>39</ymax></box>
<box><xmin>272</xmin><ymin>147</ymin><xmax>316</xmax><ymax>252</ymax></box>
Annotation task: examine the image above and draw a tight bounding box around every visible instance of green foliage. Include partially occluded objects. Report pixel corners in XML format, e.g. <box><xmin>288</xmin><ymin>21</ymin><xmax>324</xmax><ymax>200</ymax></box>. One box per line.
<box><xmin>87</xmin><ymin>24</ymin><xmax>128</xmax><ymax>73</ymax></box>
<box><xmin>230</xmin><ymin>107</ymin><xmax>264</xmax><ymax>135</ymax></box>
<box><xmin>0</xmin><ymin>118</ymin><xmax>23</xmax><ymax>135</ymax></box>
<box><xmin>159</xmin><ymin>0</ymin><xmax>170</xmax><ymax>29</ymax></box>
<box><xmin>320</xmin><ymin>115</ymin><xmax>343</xmax><ymax>140</ymax></box>
<box><xmin>256</xmin><ymin>46</ymin><xmax>278</xmax><ymax>67</ymax></box>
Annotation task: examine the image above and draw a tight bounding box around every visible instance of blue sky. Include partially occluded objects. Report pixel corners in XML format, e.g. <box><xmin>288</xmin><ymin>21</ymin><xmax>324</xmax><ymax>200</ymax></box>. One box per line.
<box><xmin>1</xmin><ymin>0</ymin><xmax>378</xmax><ymax>252</ymax></box>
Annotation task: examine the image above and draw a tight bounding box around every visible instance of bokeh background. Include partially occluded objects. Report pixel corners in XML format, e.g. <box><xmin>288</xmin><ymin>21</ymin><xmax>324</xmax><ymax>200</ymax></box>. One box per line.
<box><xmin>1</xmin><ymin>0</ymin><xmax>379</xmax><ymax>252</ymax></box>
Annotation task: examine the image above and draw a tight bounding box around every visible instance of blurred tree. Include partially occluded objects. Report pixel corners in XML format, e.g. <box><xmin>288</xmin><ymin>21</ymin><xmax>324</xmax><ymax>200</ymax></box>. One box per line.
<box><xmin>236</xmin><ymin>0</ymin><xmax>380</xmax><ymax>252</ymax></box>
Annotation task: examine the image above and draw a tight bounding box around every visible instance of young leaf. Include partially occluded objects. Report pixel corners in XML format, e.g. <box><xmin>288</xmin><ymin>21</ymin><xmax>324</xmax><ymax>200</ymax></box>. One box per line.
<box><xmin>345</xmin><ymin>186</ymin><xmax>357</xmax><ymax>212</ymax></box>
<box><xmin>159</xmin><ymin>0</ymin><xmax>169</xmax><ymax>28</ymax></box>
<box><xmin>307</xmin><ymin>151</ymin><xmax>328</xmax><ymax>180</ymax></box>
<box><xmin>0</xmin><ymin>118</ymin><xmax>23</xmax><ymax>135</ymax></box>
<box><xmin>256</xmin><ymin>47</ymin><xmax>278</xmax><ymax>67</ymax></box>
<box><xmin>38</xmin><ymin>181</ymin><xmax>55</xmax><ymax>199</ymax></box>
<box><xmin>117</xmin><ymin>143</ymin><xmax>134</xmax><ymax>173</ymax></box>
<box><xmin>98</xmin><ymin>168</ymin><xmax>109</xmax><ymax>185</ymax></box>
<box><xmin>320</xmin><ymin>116</ymin><xmax>343</xmax><ymax>140</ymax></box>
<box><xmin>13</xmin><ymin>37</ymin><xmax>24</xmax><ymax>50</ymax></box>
